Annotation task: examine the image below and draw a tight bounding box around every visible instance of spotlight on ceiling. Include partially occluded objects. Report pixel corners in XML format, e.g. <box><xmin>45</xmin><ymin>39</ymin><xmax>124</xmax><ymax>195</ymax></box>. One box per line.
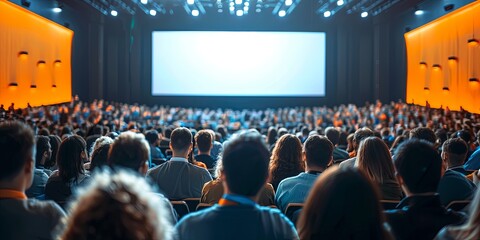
<box><xmin>187</xmin><ymin>0</ymin><xmax>195</xmax><ymax>5</ymax></box>
<box><xmin>236</xmin><ymin>9</ymin><xmax>244</xmax><ymax>16</ymax></box>
<box><xmin>149</xmin><ymin>9</ymin><xmax>157</xmax><ymax>16</ymax></box>
<box><xmin>235</xmin><ymin>0</ymin><xmax>242</xmax><ymax>5</ymax></box>
<box><xmin>192</xmin><ymin>9</ymin><xmax>199</xmax><ymax>16</ymax></box>
<box><xmin>361</xmin><ymin>11</ymin><xmax>368</xmax><ymax>18</ymax></box>
<box><xmin>141</xmin><ymin>0</ymin><xmax>148</xmax><ymax>4</ymax></box>
<box><xmin>323</xmin><ymin>11</ymin><xmax>331</xmax><ymax>18</ymax></box>
<box><xmin>337</xmin><ymin>0</ymin><xmax>344</xmax><ymax>6</ymax></box>
<box><xmin>278</xmin><ymin>10</ymin><xmax>286</xmax><ymax>17</ymax></box>
<box><xmin>110</xmin><ymin>10</ymin><xmax>118</xmax><ymax>16</ymax></box>
<box><xmin>285</xmin><ymin>0</ymin><xmax>293</xmax><ymax>7</ymax></box>
<box><xmin>53</xmin><ymin>7</ymin><xmax>62</xmax><ymax>13</ymax></box>
<box><xmin>415</xmin><ymin>9</ymin><xmax>424</xmax><ymax>15</ymax></box>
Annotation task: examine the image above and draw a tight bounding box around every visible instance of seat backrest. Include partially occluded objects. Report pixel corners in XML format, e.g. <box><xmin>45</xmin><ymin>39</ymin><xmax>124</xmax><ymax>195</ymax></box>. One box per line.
<box><xmin>196</xmin><ymin>203</ymin><xmax>213</xmax><ymax>211</ymax></box>
<box><xmin>380</xmin><ymin>200</ymin><xmax>400</xmax><ymax>210</ymax></box>
<box><xmin>182</xmin><ymin>198</ymin><xmax>200</xmax><ymax>213</ymax></box>
<box><xmin>446</xmin><ymin>200</ymin><xmax>471</xmax><ymax>211</ymax></box>
<box><xmin>285</xmin><ymin>203</ymin><xmax>304</xmax><ymax>221</ymax></box>
<box><xmin>170</xmin><ymin>201</ymin><xmax>190</xmax><ymax>219</ymax></box>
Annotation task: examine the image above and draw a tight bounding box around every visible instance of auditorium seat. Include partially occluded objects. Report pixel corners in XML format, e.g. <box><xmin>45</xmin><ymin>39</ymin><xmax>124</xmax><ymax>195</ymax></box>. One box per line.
<box><xmin>380</xmin><ymin>200</ymin><xmax>400</xmax><ymax>210</ymax></box>
<box><xmin>284</xmin><ymin>203</ymin><xmax>304</xmax><ymax>222</ymax></box>
<box><xmin>170</xmin><ymin>201</ymin><xmax>190</xmax><ymax>219</ymax></box>
<box><xmin>446</xmin><ymin>200</ymin><xmax>471</xmax><ymax>212</ymax></box>
<box><xmin>182</xmin><ymin>198</ymin><xmax>200</xmax><ymax>213</ymax></box>
<box><xmin>196</xmin><ymin>203</ymin><xmax>213</xmax><ymax>211</ymax></box>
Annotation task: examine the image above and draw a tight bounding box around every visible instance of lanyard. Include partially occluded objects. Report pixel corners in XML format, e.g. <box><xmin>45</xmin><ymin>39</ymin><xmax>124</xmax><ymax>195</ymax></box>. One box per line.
<box><xmin>219</xmin><ymin>194</ymin><xmax>257</xmax><ymax>207</ymax></box>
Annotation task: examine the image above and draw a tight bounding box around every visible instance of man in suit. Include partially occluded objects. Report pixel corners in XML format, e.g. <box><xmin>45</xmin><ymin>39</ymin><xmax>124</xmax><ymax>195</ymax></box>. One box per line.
<box><xmin>147</xmin><ymin>127</ymin><xmax>212</xmax><ymax>199</ymax></box>
<box><xmin>385</xmin><ymin>139</ymin><xmax>466</xmax><ymax>240</ymax></box>
<box><xmin>0</xmin><ymin>121</ymin><xmax>66</xmax><ymax>240</ymax></box>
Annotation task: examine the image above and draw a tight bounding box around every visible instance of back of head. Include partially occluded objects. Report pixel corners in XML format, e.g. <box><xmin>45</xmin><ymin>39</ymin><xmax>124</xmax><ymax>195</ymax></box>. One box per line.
<box><xmin>267</xmin><ymin>127</ymin><xmax>278</xmax><ymax>145</ymax></box>
<box><xmin>57</xmin><ymin>135</ymin><xmax>87</xmax><ymax>182</ymax></box>
<box><xmin>410</xmin><ymin>127</ymin><xmax>436</xmax><ymax>144</ymax></box>
<box><xmin>61</xmin><ymin>170</ymin><xmax>173</xmax><ymax>240</ymax></box>
<box><xmin>0</xmin><ymin>121</ymin><xmax>35</xmax><ymax>181</ymax></box>
<box><xmin>442</xmin><ymin>138</ymin><xmax>468</xmax><ymax>167</ymax></box>
<box><xmin>47</xmin><ymin>135</ymin><xmax>62</xmax><ymax>168</ymax></box>
<box><xmin>304</xmin><ymin>135</ymin><xmax>333</xmax><ymax>169</ymax></box>
<box><xmin>357</xmin><ymin>137</ymin><xmax>396</xmax><ymax>184</ymax></box>
<box><xmin>164</xmin><ymin>127</ymin><xmax>173</xmax><ymax>139</ymax></box>
<box><xmin>35</xmin><ymin>135</ymin><xmax>51</xmax><ymax>165</ymax></box>
<box><xmin>456</xmin><ymin>130</ymin><xmax>472</xmax><ymax>144</ymax></box>
<box><xmin>394</xmin><ymin>139</ymin><xmax>441</xmax><ymax>194</ymax></box>
<box><xmin>298</xmin><ymin>167</ymin><xmax>386</xmax><ymax>240</ymax></box>
<box><xmin>108</xmin><ymin>132</ymin><xmax>150</xmax><ymax>172</ymax></box>
<box><xmin>222</xmin><ymin>131</ymin><xmax>270</xmax><ymax>197</ymax></box>
<box><xmin>271</xmin><ymin>134</ymin><xmax>303</xmax><ymax>163</ymax></box>
<box><xmin>145</xmin><ymin>130</ymin><xmax>159</xmax><ymax>145</ymax></box>
<box><xmin>90</xmin><ymin>144</ymin><xmax>111</xmax><ymax>171</ymax></box>
<box><xmin>325</xmin><ymin>127</ymin><xmax>340</xmax><ymax>146</ymax></box>
<box><xmin>195</xmin><ymin>130</ymin><xmax>212</xmax><ymax>153</ymax></box>
<box><xmin>353</xmin><ymin>127</ymin><xmax>374</xmax><ymax>149</ymax></box>
<box><xmin>170</xmin><ymin>127</ymin><xmax>192</xmax><ymax>153</ymax></box>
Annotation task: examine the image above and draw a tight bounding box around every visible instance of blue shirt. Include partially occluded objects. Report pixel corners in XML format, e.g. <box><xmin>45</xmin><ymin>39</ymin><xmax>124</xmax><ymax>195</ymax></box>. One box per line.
<box><xmin>175</xmin><ymin>202</ymin><xmax>298</xmax><ymax>240</ymax></box>
<box><xmin>464</xmin><ymin>146</ymin><xmax>480</xmax><ymax>170</ymax></box>
<box><xmin>275</xmin><ymin>172</ymin><xmax>319</xmax><ymax>213</ymax></box>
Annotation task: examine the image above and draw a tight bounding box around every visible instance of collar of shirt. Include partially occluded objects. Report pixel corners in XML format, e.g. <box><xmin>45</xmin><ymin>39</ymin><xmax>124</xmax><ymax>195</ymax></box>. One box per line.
<box><xmin>0</xmin><ymin>189</ymin><xmax>27</xmax><ymax>200</ymax></box>
<box><xmin>219</xmin><ymin>194</ymin><xmax>257</xmax><ymax>207</ymax></box>
<box><xmin>170</xmin><ymin>157</ymin><xmax>188</xmax><ymax>162</ymax></box>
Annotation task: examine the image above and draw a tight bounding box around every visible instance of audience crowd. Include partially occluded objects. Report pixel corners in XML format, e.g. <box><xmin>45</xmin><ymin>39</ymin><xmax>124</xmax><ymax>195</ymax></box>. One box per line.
<box><xmin>2</xmin><ymin>97</ymin><xmax>480</xmax><ymax>239</ymax></box>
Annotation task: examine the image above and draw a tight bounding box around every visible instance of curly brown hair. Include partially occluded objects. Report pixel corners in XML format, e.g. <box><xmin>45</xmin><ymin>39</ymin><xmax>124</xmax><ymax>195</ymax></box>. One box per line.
<box><xmin>269</xmin><ymin>134</ymin><xmax>304</xmax><ymax>189</ymax></box>
<box><xmin>60</xmin><ymin>170</ymin><xmax>173</xmax><ymax>240</ymax></box>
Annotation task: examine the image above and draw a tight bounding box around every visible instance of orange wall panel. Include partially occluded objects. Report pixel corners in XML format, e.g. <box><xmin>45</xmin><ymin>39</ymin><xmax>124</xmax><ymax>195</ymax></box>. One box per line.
<box><xmin>405</xmin><ymin>1</ymin><xmax>480</xmax><ymax>113</ymax></box>
<box><xmin>0</xmin><ymin>0</ymin><xmax>73</xmax><ymax>108</ymax></box>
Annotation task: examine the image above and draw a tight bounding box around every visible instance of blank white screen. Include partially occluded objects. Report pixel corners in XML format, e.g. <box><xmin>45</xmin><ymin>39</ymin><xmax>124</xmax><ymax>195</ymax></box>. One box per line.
<box><xmin>152</xmin><ymin>31</ymin><xmax>326</xmax><ymax>96</ymax></box>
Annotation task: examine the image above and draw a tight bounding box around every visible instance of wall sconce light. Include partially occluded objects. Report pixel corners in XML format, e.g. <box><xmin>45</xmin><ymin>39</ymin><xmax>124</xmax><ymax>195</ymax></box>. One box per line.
<box><xmin>468</xmin><ymin>38</ymin><xmax>479</xmax><ymax>47</ymax></box>
<box><xmin>432</xmin><ymin>64</ymin><xmax>441</xmax><ymax>71</ymax></box>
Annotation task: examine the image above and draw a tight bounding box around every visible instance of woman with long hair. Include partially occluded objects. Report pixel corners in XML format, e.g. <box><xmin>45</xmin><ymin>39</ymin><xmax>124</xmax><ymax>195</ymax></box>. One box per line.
<box><xmin>297</xmin><ymin>167</ymin><xmax>393</xmax><ymax>240</ymax></box>
<box><xmin>45</xmin><ymin>135</ymin><xmax>90</xmax><ymax>207</ymax></box>
<box><xmin>357</xmin><ymin>136</ymin><xmax>403</xmax><ymax>200</ymax></box>
<box><xmin>436</xmin><ymin>188</ymin><xmax>480</xmax><ymax>240</ymax></box>
<box><xmin>60</xmin><ymin>170</ymin><xmax>173</xmax><ymax>240</ymax></box>
<box><xmin>269</xmin><ymin>134</ymin><xmax>304</xmax><ymax>190</ymax></box>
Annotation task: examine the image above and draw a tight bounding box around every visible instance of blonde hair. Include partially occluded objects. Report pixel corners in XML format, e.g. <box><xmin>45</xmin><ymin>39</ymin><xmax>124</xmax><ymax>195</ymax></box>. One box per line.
<box><xmin>60</xmin><ymin>170</ymin><xmax>173</xmax><ymax>240</ymax></box>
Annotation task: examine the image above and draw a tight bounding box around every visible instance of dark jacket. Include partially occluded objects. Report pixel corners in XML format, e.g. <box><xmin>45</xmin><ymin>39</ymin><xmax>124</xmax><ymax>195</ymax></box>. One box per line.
<box><xmin>385</xmin><ymin>194</ymin><xmax>466</xmax><ymax>240</ymax></box>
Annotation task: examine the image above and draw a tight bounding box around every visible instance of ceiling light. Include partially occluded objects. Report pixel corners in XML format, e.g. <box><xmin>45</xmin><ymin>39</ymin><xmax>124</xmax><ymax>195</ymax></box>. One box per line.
<box><xmin>323</xmin><ymin>11</ymin><xmax>331</xmax><ymax>17</ymax></box>
<box><xmin>236</xmin><ymin>9</ymin><xmax>244</xmax><ymax>16</ymax></box>
<box><xmin>285</xmin><ymin>0</ymin><xmax>292</xmax><ymax>7</ymax></box>
<box><xmin>191</xmin><ymin>9</ymin><xmax>199</xmax><ymax>16</ymax></box>
<box><xmin>111</xmin><ymin>10</ymin><xmax>118</xmax><ymax>16</ymax></box>
<box><xmin>361</xmin><ymin>11</ymin><xmax>368</xmax><ymax>18</ymax></box>
<box><xmin>337</xmin><ymin>0</ymin><xmax>344</xmax><ymax>6</ymax></box>
<box><xmin>415</xmin><ymin>9</ymin><xmax>424</xmax><ymax>15</ymax></box>
<box><xmin>141</xmin><ymin>0</ymin><xmax>148</xmax><ymax>4</ymax></box>
<box><xmin>278</xmin><ymin>10</ymin><xmax>286</xmax><ymax>17</ymax></box>
<box><xmin>150</xmin><ymin>9</ymin><xmax>157</xmax><ymax>16</ymax></box>
<box><xmin>235</xmin><ymin>0</ymin><xmax>242</xmax><ymax>5</ymax></box>
<box><xmin>187</xmin><ymin>0</ymin><xmax>195</xmax><ymax>5</ymax></box>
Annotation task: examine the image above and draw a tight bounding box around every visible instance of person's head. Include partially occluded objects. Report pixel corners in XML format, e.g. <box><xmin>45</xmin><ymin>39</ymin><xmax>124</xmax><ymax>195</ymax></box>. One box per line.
<box><xmin>357</xmin><ymin>137</ymin><xmax>396</xmax><ymax>184</ymax></box>
<box><xmin>57</xmin><ymin>135</ymin><xmax>87</xmax><ymax>182</ymax></box>
<box><xmin>277</xmin><ymin>128</ymin><xmax>289</xmax><ymax>138</ymax></box>
<box><xmin>60</xmin><ymin>170</ymin><xmax>173</xmax><ymax>240</ymax></box>
<box><xmin>108</xmin><ymin>132</ymin><xmax>150</xmax><ymax>175</ymax></box>
<box><xmin>164</xmin><ymin>127</ymin><xmax>173</xmax><ymax>139</ymax></box>
<box><xmin>145</xmin><ymin>130</ymin><xmax>160</xmax><ymax>145</ymax></box>
<box><xmin>346</xmin><ymin>133</ymin><xmax>355</xmax><ymax>152</ymax></box>
<box><xmin>353</xmin><ymin>128</ymin><xmax>374</xmax><ymax>151</ymax></box>
<box><xmin>89</xmin><ymin>136</ymin><xmax>113</xmax><ymax>158</ymax></box>
<box><xmin>195</xmin><ymin>130</ymin><xmax>213</xmax><ymax>154</ymax></box>
<box><xmin>221</xmin><ymin>131</ymin><xmax>270</xmax><ymax>197</ymax></box>
<box><xmin>266</xmin><ymin>127</ymin><xmax>278</xmax><ymax>145</ymax></box>
<box><xmin>410</xmin><ymin>127</ymin><xmax>436</xmax><ymax>144</ymax></box>
<box><xmin>90</xmin><ymin>144</ymin><xmax>111</xmax><ymax>171</ymax></box>
<box><xmin>169</xmin><ymin>127</ymin><xmax>192</xmax><ymax>157</ymax></box>
<box><xmin>270</xmin><ymin>134</ymin><xmax>304</xmax><ymax>177</ymax></box>
<box><xmin>393</xmin><ymin>139</ymin><xmax>442</xmax><ymax>195</ymax></box>
<box><xmin>456</xmin><ymin>130</ymin><xmax>473</xmax><ymax>144</ymax></box>
<box><xmin>35</xmin><ymin>135</ymin><xmax>51</xmax><ymax>166</ymax></box>
<box><xmin>442</xmin><ymin>138</ymin><xmax>468</xmax><ymax>168</ymax></box>
<box><xmin>297</xmin><ymin>167</ymin><xmax>389</xmax><ymax>240</ymax></box>
<box><xmin>303</xmin><ymin>135</ymin><xmax>333</xmax><ymax>170</ymax></box>
<box><xmin>46</xmin><ymin>135</ymin><xmax>61</xmax><ymax>169</ymax></box>
<box><xmin>325</xmin><ymin>127</ymin><xmax>340</xmax><ymax>146</ymax></box>
<box><xmin>0</xmin><ymin>121</ymin><xmax>35</xmax><ymax>190</ymax></box>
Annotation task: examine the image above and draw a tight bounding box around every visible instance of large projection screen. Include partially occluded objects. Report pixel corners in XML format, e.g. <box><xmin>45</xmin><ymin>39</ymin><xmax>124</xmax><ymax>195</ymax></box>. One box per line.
<box><xmin>152</xmin><ymin>31</ymin><xmax>326</xmax><ymax>97</ymax></box>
